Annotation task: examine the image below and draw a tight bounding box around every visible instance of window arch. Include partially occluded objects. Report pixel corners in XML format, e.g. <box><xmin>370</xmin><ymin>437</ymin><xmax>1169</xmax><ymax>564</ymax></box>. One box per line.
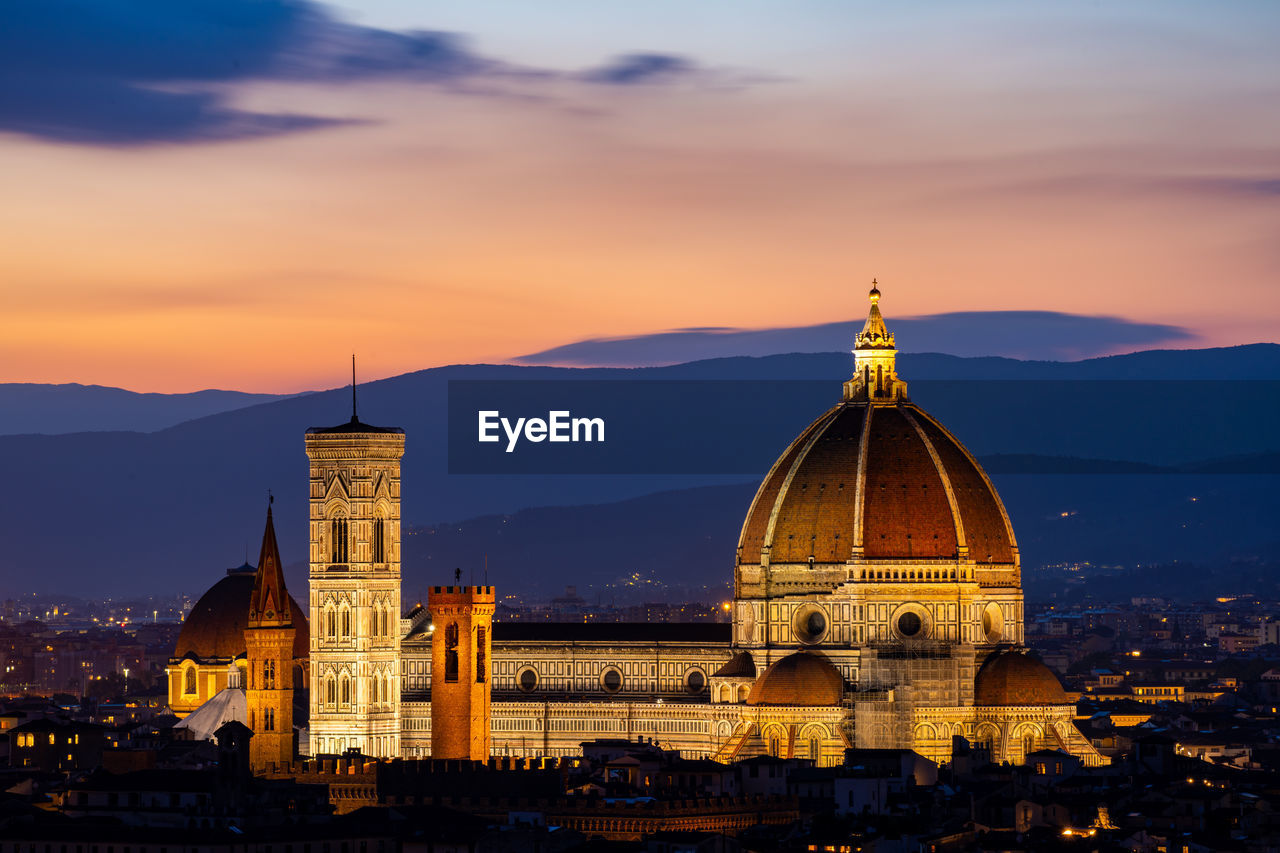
<box><xmin>329</xmin><ymin>512</ymin><xmax>349</xmax><ymax>564</ymax></box>
<box><xmin>372</xmin><ymin>515</ymin><xmax>387</xmax><ymax>563</ymax></box>
<box><xmin>325</xmin><ymin>605</ymin><xmax>337</xmax><ymax>640</ymax></box>
<box><xmin>340</xmin><ymin>672</ymin><xmax>351</xmax><ymax>706</ymax></box>
<box><xmin>325</xmin><ymin>674</ymin><xmax>337</xmax><ymax>707</ymax></box>
<box><xmin>339</xmin><ymin>604</ymin><xmax>351</xmax><ymax>640</ymax></box>
<box><xmin>444</xmin><ymin>622</ymin><xmax>459</xmax><ymax>683</ymax></box>
<box><xmin>184</xmin><ymin>666</ymin><xmax>197</xmax><ymax>695</ymax></box>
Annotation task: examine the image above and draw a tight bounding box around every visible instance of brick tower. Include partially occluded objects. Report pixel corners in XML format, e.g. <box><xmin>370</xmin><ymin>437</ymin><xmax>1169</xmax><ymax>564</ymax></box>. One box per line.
<box><xmin>428</xmin><ymin>584</ymin><xmax>494</xmax><ymax>760</ymax></box>
<box><xmin>244</xmin><ymin>502</ymin><xmax>296</xmax><ymax>773</ymax></box>
<box><xmin>305</xmin><ymin>396</ymin><xmax>405</xmax><ymax>759</ymax></box>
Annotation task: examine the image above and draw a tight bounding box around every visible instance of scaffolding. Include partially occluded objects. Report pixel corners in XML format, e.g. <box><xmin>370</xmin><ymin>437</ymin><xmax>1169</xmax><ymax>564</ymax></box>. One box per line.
<box><xmin>850</xmin><ymin>641</ymin><xmax>973</xmax><ymax>750</ymax></box>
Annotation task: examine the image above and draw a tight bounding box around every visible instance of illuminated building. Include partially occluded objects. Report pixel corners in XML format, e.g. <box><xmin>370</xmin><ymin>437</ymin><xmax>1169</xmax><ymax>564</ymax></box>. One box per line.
<box><xmin>175</xmin><ymin>285</ymin><xmax>1104</xmax><ymax>768</ymax></box>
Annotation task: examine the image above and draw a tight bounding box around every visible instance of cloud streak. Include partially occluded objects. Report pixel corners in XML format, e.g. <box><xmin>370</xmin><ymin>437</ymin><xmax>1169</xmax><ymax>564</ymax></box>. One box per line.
<box><xmin>514</xmin><ymin>312</ymin><xmax>1196</xmax><ymax>366</ymax></box>
<box><xmin>0</xmin><ymin>1</ymin><xmax>726</xmax><ymax>145</ymax></box>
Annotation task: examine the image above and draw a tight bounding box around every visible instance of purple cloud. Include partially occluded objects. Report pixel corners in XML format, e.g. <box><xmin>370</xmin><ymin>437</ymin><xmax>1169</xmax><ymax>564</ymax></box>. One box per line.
<box><xmin>0</xmin><ymin>1</ymin><xmax>716</xmax><ymax>146</ymax></box>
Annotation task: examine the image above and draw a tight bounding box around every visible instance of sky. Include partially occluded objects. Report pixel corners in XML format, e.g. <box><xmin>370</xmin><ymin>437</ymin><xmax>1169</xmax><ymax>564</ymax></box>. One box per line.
<box><xmin>2</xmin><ymin>1</ymin><xmax>1278</xmax><ymax>392</ymax></box>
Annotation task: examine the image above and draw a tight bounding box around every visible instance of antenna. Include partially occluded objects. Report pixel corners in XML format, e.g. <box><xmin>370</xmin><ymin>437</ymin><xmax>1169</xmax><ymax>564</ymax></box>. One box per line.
<box><xmin>268</xmin><ymin>488</ymin><xmax>273</xmax><ymax>506</ymax></box>
<box><xmin>351</xmin><ymin>354</ymin><xmax>358</xmax><ymax>422</ymax></box>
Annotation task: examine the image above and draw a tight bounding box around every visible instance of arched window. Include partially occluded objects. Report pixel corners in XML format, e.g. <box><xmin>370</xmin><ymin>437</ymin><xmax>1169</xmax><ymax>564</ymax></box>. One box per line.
<box><xmin>340</xmin><ymin>606</ymin><xmax>351</xmax><ymax>639</ymax></box>
<box><xmin>263</xmin><ymin>659</ymin><xmax>276</xmax><ymax>690</ymax></box>
<box><xmin>373</xmin><ymin>517</ymin><xmax>386</xmax><ymax>563</ymax></box>
<box><xmin>264</xmin><ymin>708</ymin><xmax>275</xmax><ymax>732</ymax></box>
<box><xmin>184</xmin><ymin>667</ymin><xmax>197</xmax><ymax>695</ymax></box>
<box><xmin>325</xmin><ymin>606</ymin><xmax>337</xmax><ymax>640</ymax></box>
<box><xmin>372</xmin><ymin>673</ymin><xmax>381</xmax><ymax>705</ymax></box>
<box><xmin>329</xmin><ymin>513</ymin><xmax>349</xmax><ymax>564</ymax></box>
<box><xmin>444</xmin><ymin>622</ymin><xmax>459</xmax><ymax>683</ymax></box>
<box><xmin>325</xmin><ymin>675</ymin><xmax>337</xmax><ymax>707</ymax></box>
<box><xmin>340</xmin><ymin>673</ymin><xmax>351</xmax><ymax>706</ymax></box>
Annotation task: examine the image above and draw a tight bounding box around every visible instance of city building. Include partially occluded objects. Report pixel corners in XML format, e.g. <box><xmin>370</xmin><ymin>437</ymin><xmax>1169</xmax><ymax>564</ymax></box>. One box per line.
<box><xmin>175</xmin><ymin>287</ymin><xmax>1104</xmax><ymax>768</ymax></box>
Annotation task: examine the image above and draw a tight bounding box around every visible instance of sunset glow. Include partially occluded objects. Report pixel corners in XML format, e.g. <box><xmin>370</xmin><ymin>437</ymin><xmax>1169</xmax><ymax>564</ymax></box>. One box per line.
<box><xmin>2</xmin><ymin>1</ymin><xmax>1278</xmax><ymax>392</ymax></box>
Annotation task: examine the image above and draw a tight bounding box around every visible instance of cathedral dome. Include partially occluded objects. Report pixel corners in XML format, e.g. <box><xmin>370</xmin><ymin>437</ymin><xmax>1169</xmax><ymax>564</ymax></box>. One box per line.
<box><xmin>174</xmin><ymin>567</ymin><xmax>308</xmax><ymax>662</ymax></box>
<box><xmin>746</xmin><ymin>651</ymin><xmax>844</xmax><ymax>706</ymax></box>
<box><xmin>974</xmin><ymin>649</ymin><xmax>1068</xmax><ymax>707</ymax></box>
<box><xmin>736</xmin><ymin>288</ymin><xmax>1015</xmax><ymax>569</ymax></box>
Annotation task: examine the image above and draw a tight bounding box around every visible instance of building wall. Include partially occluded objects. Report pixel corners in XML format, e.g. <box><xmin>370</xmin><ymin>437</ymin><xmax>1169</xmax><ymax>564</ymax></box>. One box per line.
<box><xmin>307</xmin><ymin>430</ymin><xmax>405</xmax><ymax>759</ymax></box>
<box><xmin>166</xmin><ymin>658</ymin><xmax>238</xmax><ymax>718</ymax></box>
<box><xmin>402</xmin><ymin>639</ymin><xmax>734</xmax><ymax>702</ymax></box>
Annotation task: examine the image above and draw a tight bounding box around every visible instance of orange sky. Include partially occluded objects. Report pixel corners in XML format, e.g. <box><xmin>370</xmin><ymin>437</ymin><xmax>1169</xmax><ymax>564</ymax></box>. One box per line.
<box><xmin>2</xmin><ymin>3</ymin><xmax>1278</xmax><ymax>392</ymax></box>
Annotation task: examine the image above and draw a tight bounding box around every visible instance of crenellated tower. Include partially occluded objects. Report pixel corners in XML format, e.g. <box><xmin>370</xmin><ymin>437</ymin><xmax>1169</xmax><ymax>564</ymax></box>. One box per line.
<box><xmin>428</xmin><ymin>585</ymin><xmax>494</xmax><ymax>760</ymax></box>
<box><xmin>305</xmin><ymin>396</ymin><xmax>405</xmax><ymax>759</ymax></box>
<box><xmin>244</xmin><ymin>501</ymin><xmax>296</xmax><ymax>772</ymax></box>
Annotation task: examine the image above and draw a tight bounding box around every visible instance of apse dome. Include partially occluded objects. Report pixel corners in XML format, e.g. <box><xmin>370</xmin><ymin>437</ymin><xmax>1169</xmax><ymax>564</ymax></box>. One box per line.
<box><xmin>974</xmin><ymin>649</ymin><xmax>1068</xmax><ymax>707</ymax></box>
<box><xmin>746</xmin><ymin>651</ymin><xmax>845</xmax><ymax>707</ymax></box>
<box><xmin>174</xmin><ymin>565</ymin><xmax>309</xmax><ymax>662</ymax></box>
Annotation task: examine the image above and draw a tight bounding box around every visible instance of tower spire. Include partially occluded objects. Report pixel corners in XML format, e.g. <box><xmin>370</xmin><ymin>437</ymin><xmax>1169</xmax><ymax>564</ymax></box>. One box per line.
<box><xmin>248</xmin><ymin>499</ymin><xmax>292</xmax><ymax>627</ymax></box>
<box><xmin>843</xmin><ymin>280</ymin><xmax>908</xmax><ymax>402</ymax></box>
<box><xmin>351</xmin><ymin>354</ymin><xmax>358</xmax><ymax>423</ymax></box>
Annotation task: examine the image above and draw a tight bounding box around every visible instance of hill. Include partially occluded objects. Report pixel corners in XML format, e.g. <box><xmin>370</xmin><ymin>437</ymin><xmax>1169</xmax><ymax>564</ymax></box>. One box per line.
<box><xmin>0</xmin><ymin>383</ymin><xmax>294</xmax><ymax>435</ymax></box>
<box><xmin>1</xmin><ymin>345</ymin><xmax>1277</xmax><ymax>597</ymax></box>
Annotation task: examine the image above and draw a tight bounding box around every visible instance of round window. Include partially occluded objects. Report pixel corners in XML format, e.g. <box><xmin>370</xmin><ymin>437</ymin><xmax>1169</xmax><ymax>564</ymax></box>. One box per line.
<box><xmin>518</xmin><ymin>668</ymin><xmax>538</xmax><ymax>693</ymax></box>
<box><xmin>981</xmin><ymin>604</ymin><xmax>1004</xmax><ymax>643</ymax></box>
<box><xmin>686</xmin><ymin>669</ymin><xmax>706</xmax><ymax>694</ymax></box>
<box><xmin>792</xmin><ymin>603</ymin><xmax>830</xmax><ymax>645</ymax></box>
<box><xmin>601</xmin><ymin>667</ymin><xmax>622</xmax><ymax>693</ymax></box>
<box><xmin>897</xmin><ymin>611</ymin><xmax>923</xmax><ymax>637</ymax></box>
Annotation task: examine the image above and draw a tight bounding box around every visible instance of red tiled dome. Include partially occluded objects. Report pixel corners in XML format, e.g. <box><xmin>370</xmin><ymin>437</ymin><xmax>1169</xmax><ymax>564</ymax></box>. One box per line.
<box><xmin>736</xmin><ymin>401</ymin><xmax>1016</xmax><ymax>567</ymax></box>
<box><xmin>974</xmin><ymin>649</ymin><xmax>1068</xmax><ymax>706</ymax></box>
<box><xmin>746</xmin><ymin>651</ymin><xmax>844</xmax><ymax>707</ymax></box>
<box><xmin>174</xmin><ymin>568</ymin><xmax>308</xmax><ymax>662</ymax></box>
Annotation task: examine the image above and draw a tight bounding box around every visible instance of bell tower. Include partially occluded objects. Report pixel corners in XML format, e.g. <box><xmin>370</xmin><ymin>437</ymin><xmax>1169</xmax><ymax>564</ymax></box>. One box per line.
<box><xmin>428</xmin><ymin>584</ymin><xmax>494</xmax><ymax>760</ymax></box>
<box><xmin>244</xmin><ymin>501</ymin><xmax>295</xmax><ymax>772</ymax></box>
<box><xmin>305</xmin><ymin>381</ymin><xmax>405</xmax><ymax>759</ymax></box>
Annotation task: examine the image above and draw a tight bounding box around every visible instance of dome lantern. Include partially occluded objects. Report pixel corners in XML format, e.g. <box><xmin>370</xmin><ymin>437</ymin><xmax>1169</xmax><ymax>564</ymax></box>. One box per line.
<box><xmin>845</xmin><ymin>281</ymin><xmax>908</xmax><ymax>402</ymax></box>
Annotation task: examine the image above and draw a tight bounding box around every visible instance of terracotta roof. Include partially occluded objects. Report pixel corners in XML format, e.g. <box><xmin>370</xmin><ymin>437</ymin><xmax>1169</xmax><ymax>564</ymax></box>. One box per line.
<box><xmin>974</xmin><ymin>649</ymin><xmax>1069</xmax><ymax>707</ymax></box>
<box><xmin>746</xmin><ymin>651</ymin><xmax>844</xmax><ymax>707</ymax></box>
<box><xmin>712</xmin><ymin>651</ymin><xmax>757</xmax><ymax>679</ymax></box>
<box><xmin>736</xmin><ymin>401</ymin><xmax>1016</xmax><ymax>567</ymax></box>
<box><xmin>173</xmin><ymin>570</ymin><xmax>308</xmax><ymax>662</ymax></box>
<box><xmin>489</xmin><ymin>622</ymin><xmax>730</xmax><ymax>644</ymax></box>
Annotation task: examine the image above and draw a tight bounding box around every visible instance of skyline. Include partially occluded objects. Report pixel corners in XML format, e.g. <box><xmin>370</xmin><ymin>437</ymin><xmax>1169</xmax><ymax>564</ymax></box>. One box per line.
<box><xmin>3</xmin><ymin>1</ymin><xmax>1279</xmax><ymax>392</ymax></box>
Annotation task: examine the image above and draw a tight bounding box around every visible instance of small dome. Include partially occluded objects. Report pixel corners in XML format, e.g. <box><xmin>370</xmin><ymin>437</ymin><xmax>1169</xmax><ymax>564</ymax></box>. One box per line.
<box><xmin>974</xmin><ymin>649</ymin><xmax>1068</xmax><ymax>707</ymax></box>
<box><xmin>174</xmin><ymin>569</ymin><xmax>308</xmax><ymax>662</ymax></box>
<box><xmin>746</xmin><ymin>651</ymin><xmax>844</xmax><ymax>707</ymax></box>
